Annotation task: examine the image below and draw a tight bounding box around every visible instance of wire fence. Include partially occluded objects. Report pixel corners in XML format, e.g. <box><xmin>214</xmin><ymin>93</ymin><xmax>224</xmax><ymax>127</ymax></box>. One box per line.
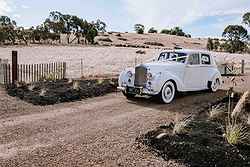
<box><xmin>63</xmin><ymin>56</ymin><xmax>144</xmax><ymax>79</ymax></box>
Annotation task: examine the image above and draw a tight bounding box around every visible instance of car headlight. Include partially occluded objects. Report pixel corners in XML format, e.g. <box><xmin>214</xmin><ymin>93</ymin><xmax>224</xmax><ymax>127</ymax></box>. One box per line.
<box><xmin>147</xmin><ymin>72</ymin><xmax>153</xmax><ymax>80</ymax></box>
<box><xmin>126</xmin><ymin>71</ymin><xmax>133</xmax><ymax>78</ymax></box>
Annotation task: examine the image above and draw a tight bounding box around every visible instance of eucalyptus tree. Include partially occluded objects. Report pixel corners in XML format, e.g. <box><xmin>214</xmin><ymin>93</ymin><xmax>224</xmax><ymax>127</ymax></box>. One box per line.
<box><xmin>243</xmin><ymin>12</ymin><xmax>250</xmax><ymax>27</ymax></box>
<box><xmin>0</xmin><ymin>16</ymin><xmax>17</xmax><ymax>44</ymax></box>
<box><xmin>222</xmin><ymin>25</ymin><xmax>248</xmax><ymax>53</ymax></box>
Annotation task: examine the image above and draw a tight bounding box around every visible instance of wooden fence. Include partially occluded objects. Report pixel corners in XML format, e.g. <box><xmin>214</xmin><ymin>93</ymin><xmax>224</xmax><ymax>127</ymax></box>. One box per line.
<box><xmin>0</xmin><ymin>61</ymin><xmax>66</xmax><ymax>85</ymax></box>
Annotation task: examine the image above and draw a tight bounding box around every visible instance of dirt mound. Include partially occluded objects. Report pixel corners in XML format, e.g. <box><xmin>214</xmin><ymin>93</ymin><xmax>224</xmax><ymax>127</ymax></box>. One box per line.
<box><xmin>7</xmin><ymin>78</ymin><xmax>118</xmax><ymax>106</ymax></box>
<box><xmin>137</xmin><ymin>96</ymin><xmax>250</xmax><ymax>167</ymax></box>
<box><xmin>137</xmin><ymin>120</ymin><xmax>250</xmax><ymax>167</ymax></box>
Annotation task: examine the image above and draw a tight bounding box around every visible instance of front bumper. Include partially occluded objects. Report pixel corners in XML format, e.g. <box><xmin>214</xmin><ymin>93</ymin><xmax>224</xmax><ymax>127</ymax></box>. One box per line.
<box><xmin>117</xmin><ymin>86</ymin><xmax>158</xmax><ymax>95</ymax></box>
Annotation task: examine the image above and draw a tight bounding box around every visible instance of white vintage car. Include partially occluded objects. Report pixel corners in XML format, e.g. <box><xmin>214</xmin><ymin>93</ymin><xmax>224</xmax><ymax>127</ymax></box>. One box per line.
<box><xmin>118</xmin><ymin>49</ymin><xmax>222</xmax><ymax>104</ymax></box>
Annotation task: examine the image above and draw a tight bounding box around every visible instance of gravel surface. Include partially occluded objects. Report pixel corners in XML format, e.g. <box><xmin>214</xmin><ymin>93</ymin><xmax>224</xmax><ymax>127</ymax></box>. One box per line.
<box><xmin>0</xmin><ymin>87</ymin><xmax>227</xmax><ymax>167</ymax></box>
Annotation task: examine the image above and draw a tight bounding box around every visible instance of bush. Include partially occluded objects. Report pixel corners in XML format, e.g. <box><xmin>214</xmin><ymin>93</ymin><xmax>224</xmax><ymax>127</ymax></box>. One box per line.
<box><xmin>117</xmin><ymin>37</ymin><xmax>127</xmax><ymax>41</ymax></box>
<box><xmin>134</xmin><ymin>24</ymin><xmax>145</xmax><ymax>34</ymax></box>
<box><xmin>98</xmin><ymin>38</ymin><xmax>112</xmax><ymax>42</ymax></box>
<box><xmin>144</xmin><ymin>41</ymin><xmax>164</xmax><ymax>47</ymax></box>
<box><xmin>136</xmin><ymin>50</ymin><xmax>146</xmax><ymax>54</ymax></box>
<box><xmin>161</xmin><ymin>29</ymin><xmax>171</xmax><ymax>34</ymax></box>
<box><xmin>148</xmin><ymin>27</ymin><xmax>158</xmax><ymax>33</ymax></box>
<box><xmin>115</xmin><ymin>33</ymin><xmax>121</xmax><ymax>37</ymax></box>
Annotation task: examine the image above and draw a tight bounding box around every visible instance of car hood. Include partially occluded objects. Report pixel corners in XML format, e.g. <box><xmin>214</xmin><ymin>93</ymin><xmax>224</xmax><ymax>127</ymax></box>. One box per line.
<box><xmin>140</xmin><ymin>61</ymin><xmax>185</xmax><ymax>73</ymax></box>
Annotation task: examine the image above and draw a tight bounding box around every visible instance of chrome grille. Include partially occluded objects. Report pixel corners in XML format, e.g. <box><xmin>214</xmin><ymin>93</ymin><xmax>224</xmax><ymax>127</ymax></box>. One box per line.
<box><xmin>134</xmin><ymin>65</ymin><xmax>147</xmax><ymax>87</ymax></box>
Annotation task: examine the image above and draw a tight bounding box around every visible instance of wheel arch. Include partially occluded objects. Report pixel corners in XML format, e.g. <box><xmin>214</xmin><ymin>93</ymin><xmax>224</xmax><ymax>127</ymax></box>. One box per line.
<box><xmin>158</xmin><ymin>72</ymin><xmax>183</xmax><ymax>92</ymax></box>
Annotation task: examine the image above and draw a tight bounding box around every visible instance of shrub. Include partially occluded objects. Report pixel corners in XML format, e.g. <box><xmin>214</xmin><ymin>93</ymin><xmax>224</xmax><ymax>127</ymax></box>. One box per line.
<box><xmin>136</xmin><ymin>50</ymin><xmax>146</xmax><ymax>54</ymax></box>
<box><xmin>98</xmin><ymin>38</ymin><xmax>112</xmax><ymax>42</ymax></box>
<box><xmin>134</xmin><ymin>24</ymin><xmax>145</xmax><ymax>34</ymax></box>
<box><xmin>118</xmin><ymin>37</ymin><xmax>127</xmax><ymax>41</ymax></box>
<box><xmin>148</xmin><ymin>27</ymin><xmax>158</xmax><ymax>33</ymax></box>
<box><xmin>144</xmin><ymin>41</ymin><xmax>164</xmax><ymax>47</ymax></box>
<box><xmin>161</xmin><ymin>29</ymin><xmax>171</xmax><ymax>34</ymax></box>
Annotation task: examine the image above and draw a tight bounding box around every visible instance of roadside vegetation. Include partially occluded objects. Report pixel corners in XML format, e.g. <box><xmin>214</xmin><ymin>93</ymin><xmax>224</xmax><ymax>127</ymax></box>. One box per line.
<box><xmin>138</xmin><ymin>74</ymin><xmax>250</xmax><ymax>166</ymax></box>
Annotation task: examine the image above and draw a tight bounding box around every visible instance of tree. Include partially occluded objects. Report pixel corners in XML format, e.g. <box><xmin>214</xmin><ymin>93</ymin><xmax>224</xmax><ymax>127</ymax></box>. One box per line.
<box><xmin>171</xmin><ymin>27</ymin><xmax>185</xmax><ymax>36</ymax></box>
<box><xmin>148</xmin><ymin>27</ymin><xmax>158</xmax><ymax>33</ymax></box>
<box><xmin>222</xmin><ymin>25</ymin><xmax>248</xmax><ymax>41</ymax></box>
<box><xmin>207</xmin><ymin>38</ymin><xmax>214</xmax><ymax>51</ymax></box>
<box><xmin>243</xmin><ymin>12</ymin><xmax>250</xmax><ymax>27</ymax></box>
<box><xmin>213</xmin><ymin>39</ymin><xmax>220</xmax><ymax>51</ymax></box>
<box><xmin>0</xmin><ymin>16</ymin><xmax>17</xmax><ymax>44</ymax></box>
<box><xmin>222</xmin><ymin>25</ymin><xmax>248</xmax><ymax>53</ymax></box>
<box><xmin>93</xmin><ymin>19</ymin><xmax>106</xmax><ymax>32</ymax></box>
<box><xmin>134</xmin><ymin>24</ymin><xmax>145</xmax><ymax>34</ymax></box>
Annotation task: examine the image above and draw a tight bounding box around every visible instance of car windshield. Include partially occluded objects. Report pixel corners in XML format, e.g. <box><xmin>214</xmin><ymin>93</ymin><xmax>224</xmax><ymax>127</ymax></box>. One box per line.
<box><xmin>158</xmin><ymin>52</ymin><xmax>187</xmax><ymax>63</ymax></box>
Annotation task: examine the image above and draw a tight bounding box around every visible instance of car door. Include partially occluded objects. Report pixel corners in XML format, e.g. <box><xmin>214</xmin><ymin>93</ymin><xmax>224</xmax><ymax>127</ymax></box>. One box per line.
<box><xmin>183</xmin><ymin>53</ymin><xmax>203</xmax><ymax>90</ymax></box>
<box><xmin>199</xmin><ymin>53</ymin><xmax>213</xmax><ymax>88</ymax></box>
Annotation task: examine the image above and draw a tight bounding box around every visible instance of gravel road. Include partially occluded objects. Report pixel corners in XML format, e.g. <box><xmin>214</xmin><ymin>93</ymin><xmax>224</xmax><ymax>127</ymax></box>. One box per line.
<box><xmin>0</xmin><ymin>88</ymin><xmax>227</xmax><ymax>167</ymax></box>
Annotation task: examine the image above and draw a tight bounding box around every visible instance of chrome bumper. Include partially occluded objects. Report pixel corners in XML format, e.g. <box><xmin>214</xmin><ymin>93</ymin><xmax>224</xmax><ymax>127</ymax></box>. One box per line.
<box><xmin>117</xmin><ymin>86</ymin><xmax>126</xmax><ymax>91</ymax></box>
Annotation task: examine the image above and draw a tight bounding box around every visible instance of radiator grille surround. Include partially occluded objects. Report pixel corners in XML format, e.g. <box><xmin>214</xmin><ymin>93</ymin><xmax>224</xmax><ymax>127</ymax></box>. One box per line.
<box><xmin>134</xmin><ymin>65</ymin><xmax>147</xmax><ymax>87</ymax></box>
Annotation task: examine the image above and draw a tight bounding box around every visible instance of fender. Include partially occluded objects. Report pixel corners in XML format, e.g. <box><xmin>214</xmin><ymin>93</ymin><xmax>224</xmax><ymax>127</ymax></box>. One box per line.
<box><xmin>118</xmin><ymin>68</ymin><xmax>135</xmax><ymax>87</ymax></box>
<box><xmin>153</xmin><ymin>71</ymin><xmax>185</xmax><ymax>93</ymax></box>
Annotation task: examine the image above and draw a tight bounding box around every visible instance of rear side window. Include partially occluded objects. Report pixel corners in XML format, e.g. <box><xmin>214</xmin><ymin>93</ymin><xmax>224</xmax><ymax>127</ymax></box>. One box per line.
<box><xmin>201</xmin><ymin>54</ymin><xmax>211</xmax><ymax>65</ymax></box>
<box><xmin>188</xmin><ymin>53</ymin><xmax>200</xmax><ymax>65</ymax></box>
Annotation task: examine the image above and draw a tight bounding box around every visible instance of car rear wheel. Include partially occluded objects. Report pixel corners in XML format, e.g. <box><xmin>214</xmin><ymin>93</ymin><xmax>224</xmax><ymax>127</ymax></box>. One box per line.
<box><xmin>122</xmin><ymin>91</ymin><xmax>136</xmax><ymax>99</ymax></box>
<box><xmin>210</xmin><ymin>78</ymin><xmax>220</xmax><ymax>92</ymax></box>
<box><xmin>159</xmin><ymin>81</ymin><xmax>176</xmax><ymax>104</ymax></box>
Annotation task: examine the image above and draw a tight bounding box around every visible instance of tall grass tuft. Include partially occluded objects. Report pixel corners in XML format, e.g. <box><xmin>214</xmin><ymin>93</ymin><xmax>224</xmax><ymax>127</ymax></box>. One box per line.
<box><xmin>173</xmin><ymin>115</ymin><xmax>193</xmax><ymax>135</ymax></box>
<box><xmin>39</xmin><ymin>88</ymin><xmax>47</xmax><ymax>97</ymax></box>
<box><xmin>72</xmin><ymin>81</ymin><xmax>81</xmax><ymax>91</ymax></box>
<box><xmin>225</xmin><ymin>123</ymin><xmax>249</xmax><ymax>145</ymax></box>
<box><xmin>225</xmin><ymin>90</ymin><xmax>250</xmax><ymax>145</ymax></box>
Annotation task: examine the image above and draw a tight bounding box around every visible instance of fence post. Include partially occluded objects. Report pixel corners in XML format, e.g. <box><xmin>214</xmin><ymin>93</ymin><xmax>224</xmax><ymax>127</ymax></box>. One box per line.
<box><xmin>241</xmin><ymin>60</ymin><xmax>245</xmax><ymax>75</ymax></box>
<box><xmin>63</xmin><ymin>62</ymin><xmax>66</xmax><ymax>79</ymax></box>
<box><xmin>81</xmin><ymin>58</ymin><xmax>83</xmax><ymax>78</ymax></box>
<box><xmin>12</xmin><ymin>51</ymin><xmax>18</xmax><ymax>84</ymax></box>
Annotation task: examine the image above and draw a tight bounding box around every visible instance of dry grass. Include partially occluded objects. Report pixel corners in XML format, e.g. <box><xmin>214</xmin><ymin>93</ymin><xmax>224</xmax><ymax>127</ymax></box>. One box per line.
<box><xmin>231</xmin><ymin>91</ymin><xmax>249</xmax><ymax>118</ymax></box>
<box><xmin>28</xmin><ymin>84</ymin><xmax>35</xmax><ymax>91</ymax></box>
<box><xmin>72</xmin><ymin>81</ymin><xmax>80</xmax><ymax>91</ymax></box>
<box><xmin>224</xmin><ymin>91</ymin><xmax>250</xmax><ymax>145</ymax></box>
<box><xmin>225</xmin><ymin>123</ymin><xmax>250</xmax><ymax>145</ymax></box>
<box><xmin>209</xmin><ymin>104</ymin><xmax>227</xmax><ymax>121</ymax></box>
<box><xmin>173</xmin><ymin>115</ymin><xmax>193</xmax><ymax>135</ymax></box>
<box><xmin>39</xmin><ymin>88</ymin><xmax>47</xmax><ymax>97</ymax></box>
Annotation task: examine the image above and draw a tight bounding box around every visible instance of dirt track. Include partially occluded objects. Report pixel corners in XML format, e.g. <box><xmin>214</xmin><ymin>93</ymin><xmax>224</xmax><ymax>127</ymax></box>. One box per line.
<box><xmin>0</xmin><ymin>89</ymin><xmax>227</xmax><ymax>167</ymax></box>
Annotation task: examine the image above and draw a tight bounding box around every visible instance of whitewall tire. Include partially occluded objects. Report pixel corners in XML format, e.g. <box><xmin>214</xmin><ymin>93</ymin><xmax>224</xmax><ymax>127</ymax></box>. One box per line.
<box><xmin>210</xmin><ymin>78</ymin><xmax>220</xmax><ymax>92</ymax></box>
<box><xmin>160</xmin><ymin>81</ymin><xmax>176</xmax><ymax>104</ymax></box>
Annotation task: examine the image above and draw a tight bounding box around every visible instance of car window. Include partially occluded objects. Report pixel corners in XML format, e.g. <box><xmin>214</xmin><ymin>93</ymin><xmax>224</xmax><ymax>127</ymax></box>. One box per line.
<box><xmin>188</xmin><ymin>53</ymin><xmax>200</xmax><ymax>65</ymax></box>
<box><xmin>158</xmin><ymin>52</ymin><xmax>187</xmax><ymax>63</ymax></box>
<box><xmin>201</xmin><ymin>54</ymin><xmax>211</xmax><ymax>65</ymax></box>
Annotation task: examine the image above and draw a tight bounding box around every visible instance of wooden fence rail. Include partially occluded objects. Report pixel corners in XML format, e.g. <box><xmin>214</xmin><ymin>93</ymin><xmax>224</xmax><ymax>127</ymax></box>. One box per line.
<box><xmin>0</xmin><ymin>62</ymin><xmax>66</xmax><ymax>85</ymax></box>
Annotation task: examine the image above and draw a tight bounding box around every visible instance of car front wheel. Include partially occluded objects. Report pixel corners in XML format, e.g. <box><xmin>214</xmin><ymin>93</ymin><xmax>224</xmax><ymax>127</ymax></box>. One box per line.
<box><xmin>160</xmin><ymin>81</ymin><xmax>176</xmax><ymax>104</ymax></box>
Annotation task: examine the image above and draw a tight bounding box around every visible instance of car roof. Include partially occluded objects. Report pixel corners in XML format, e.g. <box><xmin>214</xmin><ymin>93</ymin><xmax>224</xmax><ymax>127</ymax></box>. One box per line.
<box><xmin>161</xmin><ymin>49</ymin><xmax>210</xmax><ymax>55</ymax></box>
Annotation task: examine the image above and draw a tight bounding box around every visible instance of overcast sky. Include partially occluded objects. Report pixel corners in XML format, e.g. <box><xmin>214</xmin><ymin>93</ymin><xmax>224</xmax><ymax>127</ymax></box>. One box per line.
<box><xmin>0</xmin><ymin>0</ymin><xmax>249</xmax><ymax>37</ymax></box>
